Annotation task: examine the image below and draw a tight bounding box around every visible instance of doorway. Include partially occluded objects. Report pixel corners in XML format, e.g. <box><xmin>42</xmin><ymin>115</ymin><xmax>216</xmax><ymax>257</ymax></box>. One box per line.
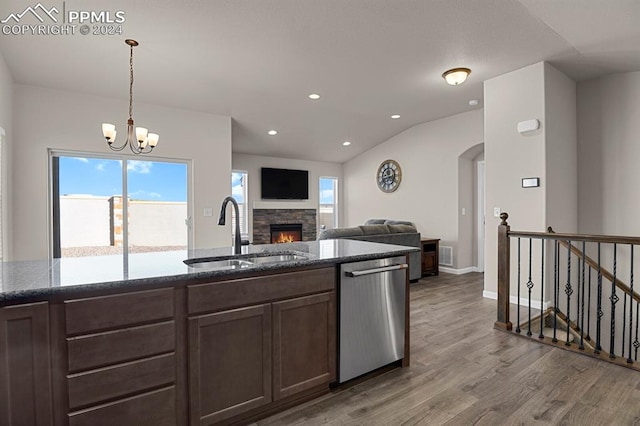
<box><xmin>477</xmin><ymin>160</ymin><xmax>485</xmax><ymax>272</ymax></box>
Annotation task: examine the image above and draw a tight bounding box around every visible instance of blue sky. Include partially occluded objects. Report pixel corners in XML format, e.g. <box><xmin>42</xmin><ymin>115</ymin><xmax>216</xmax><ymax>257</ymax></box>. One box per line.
<box><xmin>59</xmin><ymin>156</ymin><xmax>187</xmax><ymax>202</ymax></box>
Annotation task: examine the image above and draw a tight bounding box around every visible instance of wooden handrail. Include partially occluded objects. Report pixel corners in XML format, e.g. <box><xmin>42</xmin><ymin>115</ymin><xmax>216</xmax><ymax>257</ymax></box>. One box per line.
<box><xmin>547</xmin><ymin>227</ymin><xmax>640</xmax><ymax>305</ymax></box>
<box><xmin>508</xmin><ymin>230</ymin><xmax>640</xmax><ymax>245</ymax></box>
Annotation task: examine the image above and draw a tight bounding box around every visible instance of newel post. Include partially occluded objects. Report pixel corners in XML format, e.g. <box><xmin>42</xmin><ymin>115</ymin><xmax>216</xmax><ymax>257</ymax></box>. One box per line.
<box><xmin>495</xmin><ymin>212</ymin><xmax>513</xmax><ymax>330</ymax></box>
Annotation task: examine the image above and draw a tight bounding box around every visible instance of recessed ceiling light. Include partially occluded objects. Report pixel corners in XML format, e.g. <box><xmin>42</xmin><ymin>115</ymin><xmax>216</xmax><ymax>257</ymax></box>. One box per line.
<box><xmin>268</xmin><ymin>130</ymin><xmax>278</xmax><ymax>136</ymax></box>
<box><xmin>342</xmin><ymin>141</ymin><xmax>351</xmax><ymax>146</ymax></box>
<box><xmin>308</xmin><ymin>93</ymin><xmax>320</xmax><ymax>100</ymax></box>
<box><xmin>391</xmin><ymin>114</ymin><xmax>401</xmax><ymax>119</ymax></box>
<box><xmin>468</xmin><ymin>99</ymin><xmax>479</xmax><ymax>106</ymax></box>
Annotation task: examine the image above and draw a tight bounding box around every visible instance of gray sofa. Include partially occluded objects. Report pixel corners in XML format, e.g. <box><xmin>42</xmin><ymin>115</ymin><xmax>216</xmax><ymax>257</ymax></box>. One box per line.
<box><xmin>317</xmin><ymin>219</ymin><xmax>421</xmax><ymax>281</ymax></box>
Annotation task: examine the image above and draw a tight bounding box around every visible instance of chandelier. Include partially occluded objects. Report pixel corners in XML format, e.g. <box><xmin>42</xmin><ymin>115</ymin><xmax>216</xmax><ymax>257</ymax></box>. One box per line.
<box><xmin>101</xmin><ymin>39</ymin><xmax>159</xmax><ymax>154</ymax></box>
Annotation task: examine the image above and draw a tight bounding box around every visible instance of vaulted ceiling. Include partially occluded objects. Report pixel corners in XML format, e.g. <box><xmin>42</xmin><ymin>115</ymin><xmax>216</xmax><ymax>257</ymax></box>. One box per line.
<box><xmin>1</xmin><ymin>0</ymin><xmax>638</xmax><ymax>163</ymax></box>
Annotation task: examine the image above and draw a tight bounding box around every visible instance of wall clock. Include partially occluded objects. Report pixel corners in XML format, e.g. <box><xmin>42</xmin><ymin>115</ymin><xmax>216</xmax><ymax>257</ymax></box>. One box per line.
<box><xmin>376</xmin><ymin>159</ymin><xmax>402</xmax><ymax>193</ymax></box>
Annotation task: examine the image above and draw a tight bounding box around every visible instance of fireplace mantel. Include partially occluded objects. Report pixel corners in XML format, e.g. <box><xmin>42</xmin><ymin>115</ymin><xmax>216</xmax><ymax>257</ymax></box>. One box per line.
<box><xmin>252</xmin><ymin>201</ymin><xmax>313</xmax><ymax>210</ymax></box>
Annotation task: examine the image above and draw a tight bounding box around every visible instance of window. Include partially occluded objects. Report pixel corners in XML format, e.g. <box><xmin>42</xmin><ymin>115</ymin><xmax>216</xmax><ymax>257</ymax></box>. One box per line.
<box><xmin>319</xmin><ymin>177</ymin><xmax>338</xmax><ymax>230</ymax></box>
<box><xmin>51</xmin><ymin>152</ymin><xmax>191</xmax><ymax>258</ymax></box>
<box><xmin>231</xmin><ymin>170</ymin><xmax>249</xmax><ymax>237</ymax></box>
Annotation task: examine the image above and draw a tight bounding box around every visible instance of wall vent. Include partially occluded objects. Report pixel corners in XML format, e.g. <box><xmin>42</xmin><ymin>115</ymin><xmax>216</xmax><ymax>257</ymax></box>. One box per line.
<box><xmin>439</xmin><ymin>246</ymin><xmax>453</xmax><ymax>266</ymax></box>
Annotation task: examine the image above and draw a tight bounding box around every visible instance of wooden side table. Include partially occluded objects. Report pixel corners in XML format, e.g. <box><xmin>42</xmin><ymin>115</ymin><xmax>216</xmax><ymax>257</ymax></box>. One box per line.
<box><xmin>420</xmin><ymin>238</ymin><xmax>440</xmax><ymax>276</ymax></box>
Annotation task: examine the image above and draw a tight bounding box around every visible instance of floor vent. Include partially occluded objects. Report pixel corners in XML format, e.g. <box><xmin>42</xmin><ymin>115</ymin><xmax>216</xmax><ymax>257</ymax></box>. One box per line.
<box><xmin>439</xmin><ymin>246</ymin><xmax>453</xmax><ymax>266</ymax></box>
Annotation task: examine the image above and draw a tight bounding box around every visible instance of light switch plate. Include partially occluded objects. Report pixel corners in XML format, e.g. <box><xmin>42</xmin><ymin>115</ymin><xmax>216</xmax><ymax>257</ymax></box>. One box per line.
<box><xmin>493</xmin><ymin>207</ymin><xmax>501</xmax><ymax>217</ymax></box>
<box><xmin>203</xmin><ymin>208</ymin><xmax>213</xmax><ymax>217</ymax></box>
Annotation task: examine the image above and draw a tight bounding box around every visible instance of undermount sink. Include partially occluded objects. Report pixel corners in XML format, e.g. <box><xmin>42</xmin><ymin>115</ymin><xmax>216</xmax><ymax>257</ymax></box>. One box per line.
<box><xmin>184</xmin><ymin>258</ymin><xmax>254</xmax><ymax>270</ymax></box>
<box><xmin>184</xmin><ymin>253</ymin><xmax>308</xmax><ymax>271</ymax></box>
<box><xmin>246</xmin><ymin>254</ymin><xmax>309</xmax><ymax>264</ymax></box>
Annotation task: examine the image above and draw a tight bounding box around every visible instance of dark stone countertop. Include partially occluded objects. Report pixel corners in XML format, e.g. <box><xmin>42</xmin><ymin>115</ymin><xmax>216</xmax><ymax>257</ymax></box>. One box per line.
<box><xmin>0</xmin><ymin>239</ymin><xmax>419</xmax><ymax>304</ymax></box>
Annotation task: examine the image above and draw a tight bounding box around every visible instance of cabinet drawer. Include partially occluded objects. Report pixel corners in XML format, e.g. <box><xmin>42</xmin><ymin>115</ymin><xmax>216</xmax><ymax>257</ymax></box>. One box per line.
<box><xmin>67</xmin><ymin>321</ymin><xmax>175</xmax><ymax>373</ymax></box>
<box><xmin>188</xmin><ymin>267</ymin><xmax>335</xmax><ymax>314</ymax></box>
<box><xmin>65</xmin><ymin>288</ymin><xmax>174</xmax><ymax>335</ymax></box>
<box><xmin>68</xmin><ymin>386</ymin><xmax>175</xmax><ymax>426</ymax></box>
<box><xmin>68</xmin><ymin>353</ymin><xmax>175</xmax><ymax>410</ymax></box>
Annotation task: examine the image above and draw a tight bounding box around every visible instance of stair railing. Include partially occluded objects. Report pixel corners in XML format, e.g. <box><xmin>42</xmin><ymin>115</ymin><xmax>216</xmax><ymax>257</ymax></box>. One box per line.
<box><xmin>496</xmin><ymin>212</ymin><xmax>640</xmax><ymax>370</ymax></box>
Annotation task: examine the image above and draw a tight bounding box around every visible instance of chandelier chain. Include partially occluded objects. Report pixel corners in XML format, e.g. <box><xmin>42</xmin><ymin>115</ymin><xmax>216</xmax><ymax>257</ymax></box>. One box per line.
<box><xmin>129</xmin><ymin>43</ymin><xmax>134</xmax><ymax>121</ymax></box>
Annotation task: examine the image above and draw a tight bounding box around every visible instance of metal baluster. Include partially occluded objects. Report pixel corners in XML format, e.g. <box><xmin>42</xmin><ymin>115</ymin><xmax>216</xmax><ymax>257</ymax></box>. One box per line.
<box><xmin>610</xmin><ymin>243</ymin><xmax>618</xmax><ymax>358</ymax></box>
<box><xmin>527</xmin><ymin>238</ymin><xmax>534</xmax><ymax>337</ymax></box>
<box><xmin>595</xmin><ymin>243</ymin><xmax>603</xmax><ymax>354</ymax></box>
<box><xmin>587</xmin><ymin>266</ymin><xmax>592</xmax><ymax>341</ymax></box>
<box><xmin>576</xmin><ymin>244</ymin><xmax>581</xmax><ymax>333</ymax></box>
<box><xmin>565</xmin><ymin>240</ymin><xmax>573</xmax><ymax>346</ymax></box>
<box><xmin>516</xmin><ymin>238</ymin><xmax>521</xmax><ymax>334</ymax></box>
<box><xmin>628</xmin><ymin>246</ymin><xmax>634</xmax><ymax>364</ymax></box>
<box><xmin>580</xmin><ymin>241</ymin><xmax>586</xmax><ymax>350</ymax></box>
<box><xmin>553</xmin><ymin>240</ymin><xmax>559</xmax><ymax>343</ymax></box>
<box><xmin>622</xmin><ymin>269</ymin><xmax>628</xmax><ymax>358</ymax></box>
<box><xmin>635</xmin><ymin>302</ymin><xmax>639</xmax><ymax>361</ymax></box>
<box><xmin>540</xmin><ymin>240</ymin><xmax>545</xmax><ymax>339</ymax></box>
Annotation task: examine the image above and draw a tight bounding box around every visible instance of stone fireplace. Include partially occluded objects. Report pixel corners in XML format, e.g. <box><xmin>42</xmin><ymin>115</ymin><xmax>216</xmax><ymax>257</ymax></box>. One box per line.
<box><xmin>252</xmin><ymin>209</ymin><xmax>317</xmax><ymax>244</ymax></box>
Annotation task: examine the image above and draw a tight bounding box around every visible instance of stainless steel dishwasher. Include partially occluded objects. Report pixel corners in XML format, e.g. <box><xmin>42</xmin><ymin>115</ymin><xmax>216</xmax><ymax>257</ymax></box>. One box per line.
<box><xmin>339</xmin><ymin>256</ymin><xmax>407</xmax><ymax>383</ymax></box>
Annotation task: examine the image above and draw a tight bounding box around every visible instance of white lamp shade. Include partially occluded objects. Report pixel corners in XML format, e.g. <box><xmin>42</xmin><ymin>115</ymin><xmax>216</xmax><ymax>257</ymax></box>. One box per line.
<box><xmin>147</xmin><ymin>133</ymin><xmax>159</xmax><ymax>147</ymax></box>
<box><xmin>102</xmin><ymin>123</ymin><xmax>116</xmax><ymax>140</ymax></box>
<box><xmin>442</xmin><ymin>68</ymin><xmax>471</xmax><ymax>85</ymax></box>
<box><xmin>135</xmin><ymin>127</ymin><xmax>148</xmax><ymax>142</ymax></box>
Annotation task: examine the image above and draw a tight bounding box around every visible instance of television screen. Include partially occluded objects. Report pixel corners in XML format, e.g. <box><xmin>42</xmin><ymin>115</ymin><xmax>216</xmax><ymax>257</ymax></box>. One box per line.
<box><xmin>261</xmin><ymin>167</ymin><xmax>309</xmax><ymax>200</ymax></box>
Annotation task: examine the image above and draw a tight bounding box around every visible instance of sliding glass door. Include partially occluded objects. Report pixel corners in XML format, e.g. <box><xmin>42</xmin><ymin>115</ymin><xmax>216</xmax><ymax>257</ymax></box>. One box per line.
<box><xmin>51</xmin><ymin>152</ymin><xmax>190</xmax><ymax>259</ymax></box>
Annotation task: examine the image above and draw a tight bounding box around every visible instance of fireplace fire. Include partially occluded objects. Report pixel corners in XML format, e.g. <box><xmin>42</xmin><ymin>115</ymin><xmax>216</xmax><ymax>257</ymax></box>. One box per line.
<box><xmin>270</xmin><ymin>224</ymin><xmax>303</xmax><ymax>244</ymax></box>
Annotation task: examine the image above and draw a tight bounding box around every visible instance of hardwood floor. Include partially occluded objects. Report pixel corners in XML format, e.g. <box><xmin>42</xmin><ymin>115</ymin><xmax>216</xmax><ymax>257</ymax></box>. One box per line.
<box><xmin>256</xmin><ymin>272</ymin><xmax>640</xmax><ymax>425</ymax></box>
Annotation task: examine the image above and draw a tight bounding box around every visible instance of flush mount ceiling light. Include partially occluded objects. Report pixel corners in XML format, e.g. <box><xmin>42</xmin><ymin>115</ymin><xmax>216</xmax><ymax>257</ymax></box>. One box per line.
<box><xmin>342</xmin><ymin>141</ymin><xmax>351</xmax><ymax>146</ymax></box>
<box><xmin>268</xmin><ymin>130</ymin><xmax>278</xmax><ymax>136</ymax></box>
<box><xmin>308</xmin><ymin>93</ymin><xmax>321</xmax><ymax>100</ymax></box>
<box><xmin>390</xmin><ymin>114</ymin><xmax>401</xmax><ymax>119</ymax></box>
<box><xmin>442</xmin><ymin>67</ymin><xmax>471</xmax><ymax>86</ymax></box>
<box><xmin>102</xmin><ymin>39</ymin><xmax>158</xmax><ymax>154</ymax></box>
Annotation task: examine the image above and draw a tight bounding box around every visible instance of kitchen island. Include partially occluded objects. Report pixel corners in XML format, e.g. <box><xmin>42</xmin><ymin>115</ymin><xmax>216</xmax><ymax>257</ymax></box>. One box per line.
<box><xmin>0</xmin><ymin>239</ymin><xmax>418</xmax><ymax>426</ymax></box>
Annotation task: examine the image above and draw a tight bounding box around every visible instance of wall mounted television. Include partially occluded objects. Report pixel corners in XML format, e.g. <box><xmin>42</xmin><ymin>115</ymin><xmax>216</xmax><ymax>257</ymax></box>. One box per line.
<box><xmin>261</xmin><ymin>167</ymin><xmax>309</xmax><ymax>200</ymax></box>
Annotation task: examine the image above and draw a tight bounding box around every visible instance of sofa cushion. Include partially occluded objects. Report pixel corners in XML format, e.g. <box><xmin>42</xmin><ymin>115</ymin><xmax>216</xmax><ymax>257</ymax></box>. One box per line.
<box><xmin>359</xmin><ymin>225</ymin><xmax>390</xmax><ymax>235</ymax></box>
<box><xmin>317</xmin><ymin>227</ymin><xmax>363</xmax><ymax>239</ymax></box>
<box><xmin>364</xmin><ymin>219</ymin><xmax>387</xmax><ymax>225</ymax></box>
<box><xmin>388</xmin><ymin>224</ymin><xmax>417</xmax><ymax>234</ymax></box>
<box><xmin>384</xmin><ymin>219</ymin><xmax>415</xmax><ymax>226</ymax></box>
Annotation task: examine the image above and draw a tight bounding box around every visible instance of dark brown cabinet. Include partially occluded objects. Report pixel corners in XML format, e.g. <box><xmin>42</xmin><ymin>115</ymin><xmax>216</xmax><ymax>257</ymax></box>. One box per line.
<box><xmin>0</xmin><ymin>302</ymin><xmax>52</xmax><ymax>426</ymax></box>
<box><xmin>188</xmin><ymin>304</ymin><xmax>272</xmax><ymax>425</ymax></box>
<box><xmin>272</xmin><ymin>292</ymin><xmax>336</xmax><ymax>400</ymax></box>
<box><xmin>186</xmin><ymin>267</ymin><xmax>336</xmax><ymax>425</ymax></box>
<box><xmin>63</xmin><ymin>288</ymin><xmax>178</xmax><ymax>426</ymax></box>
<box><xmin>421</xmin><ymin>238</ymin><xmax>440</xmax><ymax>276</ymax></box>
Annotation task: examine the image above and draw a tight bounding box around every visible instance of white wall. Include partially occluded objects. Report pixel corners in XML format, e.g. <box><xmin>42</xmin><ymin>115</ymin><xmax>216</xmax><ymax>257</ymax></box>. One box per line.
<box><xmin>129</xmin><ymin>201</ymin><xmax>188</xmax><ymax>246</ymax></box>
<box><xmin>12</xmin><ymin>85</ymin><xmax>231</xmax><ymax>260</ymax></box>
<box><xmin>343</xmin><ymin>109</ymin><xmax>483</xmax><ymax>269</ymax></box>
<box><xmin>577</xmin><ymin>71</ymin><xmax>640</xmax><ymax>236</ymax></box>
<box><xmin>60</xmin><ymin>196</ymin><xmax>111</xmax><ymax>247</ymax></box>
<box><xmin>232</xmin><ymin>153</ymin><xmax>343</xmax><ymax>241</ymax></box>
<box><xmin>0</xmin><ymin>52</ymin><xmax>12</xmax><ymax>260</ymax></box>
<box><xmin>544</xmin><ymin>62</ymin><xmax>577</xmax><ymax>235</ymax></box>
<box><xmin>484</xmin><ymin>62</ymin><xmax>577</xmax><ymax>300</ymax></box>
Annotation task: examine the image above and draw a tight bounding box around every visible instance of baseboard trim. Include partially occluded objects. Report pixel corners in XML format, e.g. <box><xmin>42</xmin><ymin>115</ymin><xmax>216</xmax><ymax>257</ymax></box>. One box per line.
<box><xmin>483</xmin><ymin>290</ymin><xmax>551</xmax><ymax>310</ymax></box>
<box><xmin>439</xmin><ymin>266</ymin><xmax>481</xmax><ymax>275</ymax></box>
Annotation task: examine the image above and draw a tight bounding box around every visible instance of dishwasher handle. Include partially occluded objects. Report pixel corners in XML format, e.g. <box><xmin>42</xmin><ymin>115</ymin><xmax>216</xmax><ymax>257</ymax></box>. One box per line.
<box><xmin>345</xmin><ymin>263</ymin><xmax>408</xmax><ymax>277</ymax></box>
